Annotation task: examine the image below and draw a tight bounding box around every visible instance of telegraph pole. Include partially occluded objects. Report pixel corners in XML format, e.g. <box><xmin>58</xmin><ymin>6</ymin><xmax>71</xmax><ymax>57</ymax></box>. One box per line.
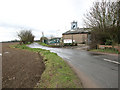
<box><xmin>117</xmin><ymin>1</ymin><xmax>120</xmax><ymax>27</ymax></box>
<box><xmin>117</xmin><ymin>1</ymin><xmax>120</xmax><ymax>45</ymax></box>
<box><xmin>118</xmin><ymin>1</ymin><xmax>120</xmax><ymax>90</ymax></box>
<box><xmin>42</xmin><ymin>32</ymin><xmax>44</xmax><ymax>43</ymax></box>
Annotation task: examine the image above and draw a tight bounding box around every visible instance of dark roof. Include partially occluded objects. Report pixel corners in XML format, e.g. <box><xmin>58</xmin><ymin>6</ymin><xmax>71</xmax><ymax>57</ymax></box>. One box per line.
<box><xmin>62</xmin><ymin>28</ymin><xmax>91</xmax><ymax>35</ymax></box>
<box><xmin>48</xmin><ymin>37</ymin><xmax>61</xmax><ymax>40</ymax></box>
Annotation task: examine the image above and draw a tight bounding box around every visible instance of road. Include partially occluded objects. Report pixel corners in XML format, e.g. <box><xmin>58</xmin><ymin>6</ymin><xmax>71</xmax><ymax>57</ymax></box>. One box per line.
<box><xmin>28</xmin><ymin>43</ymin><xmax>118</xmax><ymax>88</ymax></box>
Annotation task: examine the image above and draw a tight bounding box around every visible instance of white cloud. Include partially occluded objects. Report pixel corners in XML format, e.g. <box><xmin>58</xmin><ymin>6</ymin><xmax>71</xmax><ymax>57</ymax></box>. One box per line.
<box><xmin>0</xmin><ymin>0</ymin><xmax>95</xmax><ymax>41</ymax></box>
<box><xmin>0</xmin><ymin>27</ymin><xmax>18</xmax><ymax>41</ymax></box>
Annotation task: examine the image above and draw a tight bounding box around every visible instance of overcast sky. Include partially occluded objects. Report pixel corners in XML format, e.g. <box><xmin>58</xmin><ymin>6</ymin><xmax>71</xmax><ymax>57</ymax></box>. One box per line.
<box><xmin>0</xmin><ymin>0</ymin><xmax>96</xmax><ymax>41</ymax></box>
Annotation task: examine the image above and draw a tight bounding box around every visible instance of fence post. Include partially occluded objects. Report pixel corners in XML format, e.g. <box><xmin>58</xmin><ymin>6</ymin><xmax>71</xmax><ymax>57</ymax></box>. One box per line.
<box><xmin>97</xmin><ymin>44</ymin><xmax>99</xmax><ymax>49</ymax></box>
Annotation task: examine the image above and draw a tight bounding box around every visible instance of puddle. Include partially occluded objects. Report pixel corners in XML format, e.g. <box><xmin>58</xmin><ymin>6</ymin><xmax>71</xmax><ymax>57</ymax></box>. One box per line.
<box><xmin>4</xmin><ymin>52</ymin><xmax>10</xmax><ymax>54</ymax></box>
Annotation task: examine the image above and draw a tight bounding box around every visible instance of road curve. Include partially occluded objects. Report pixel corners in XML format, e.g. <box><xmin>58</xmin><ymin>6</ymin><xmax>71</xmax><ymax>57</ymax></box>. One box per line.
<box><xmin>28</xmin><ymin>43</ymin><xmax>118</xmax><ymax>88</ymax></box>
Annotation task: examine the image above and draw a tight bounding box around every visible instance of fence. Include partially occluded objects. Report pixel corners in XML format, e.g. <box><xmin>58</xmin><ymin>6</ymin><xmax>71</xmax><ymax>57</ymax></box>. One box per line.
<box><xmin>98</xmin><ymin>45</ymin><xmax>120</xmax><ymax>52</ymax></box>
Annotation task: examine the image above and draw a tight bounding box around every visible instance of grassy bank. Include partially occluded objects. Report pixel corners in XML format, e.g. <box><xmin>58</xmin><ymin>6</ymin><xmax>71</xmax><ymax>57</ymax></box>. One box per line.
<box><xmin>10</xmin><ymin>44</ymin><xmax>81</xmax><ymax>88</ymax></box>
<box><xmin>38</xmin><ymin>42</ymin><xmax>49</xmax><ymax>46</ymax></box>
<box><xmin>90</xmin><ymin>48</ymin><xmax>119</xmax><ymax>54</ymax></box>
<box><xmin>37</xmin><ymin>42</ymin><xmax>61</xmax><ymax>48</ymax></box>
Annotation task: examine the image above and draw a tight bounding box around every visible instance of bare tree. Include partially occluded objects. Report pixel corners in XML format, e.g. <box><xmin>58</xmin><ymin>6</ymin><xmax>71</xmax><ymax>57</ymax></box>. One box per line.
<box><xmin>17</xmin><ymin>30</ymin><xmax>35</xmax><ymax>44</ymax></box>
<box><xmin>117</xmin><ymin>1</ymin><xmax>120</xmax><ymax>44</ymax></box>
<box><xmin>84</xmin><ymin>0</ymin><xmax>117</xmax><ymax>29</ymax></box>
<box><xmin>83</xmin><ymin>0</ymin><xmax>119</xmax><ymax>48</ymax></box>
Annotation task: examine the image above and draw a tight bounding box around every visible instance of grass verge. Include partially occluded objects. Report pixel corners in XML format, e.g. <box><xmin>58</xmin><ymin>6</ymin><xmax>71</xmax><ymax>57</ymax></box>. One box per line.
<box><xmin>90</xmin><ymin>48</ymin><xmax>119</xmax><ymax>54</ymax></box>
<box><xmin>10</xmin><ymin>44</ymin><xmax>81</xmax><ymax>88</ymax></box>
<box><xmin>37</xmin><ymin>42</ymin><xmax>61</xmax><ymax>48</ymax></box>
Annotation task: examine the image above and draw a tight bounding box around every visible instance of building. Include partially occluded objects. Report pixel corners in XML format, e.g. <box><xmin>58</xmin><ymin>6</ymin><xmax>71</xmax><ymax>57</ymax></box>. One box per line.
<box><xmin>40</xmin><ymin>37</ymin><xmax>48</xmax><ymax>44</ymax></box>
<box><xmin>48</xmin><ymin>37</ymin><xmax>61</xmax><ymax>45</ymax></box>
<box><xmin>71</xmin><ymin>21</ymin><xmax>77</xmax><ymax>30</ymax></box>
<box><xmin>62</xmin><ymin>21</ymin><xmax>91</xmax><ymax>44</ymax></box>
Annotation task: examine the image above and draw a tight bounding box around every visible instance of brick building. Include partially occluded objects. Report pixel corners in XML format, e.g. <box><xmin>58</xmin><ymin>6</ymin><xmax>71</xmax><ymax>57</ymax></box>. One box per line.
<box><xmin>62</xmin><ymin>28</ymin><xmax>91</xmax><ymax>44</ymax></box>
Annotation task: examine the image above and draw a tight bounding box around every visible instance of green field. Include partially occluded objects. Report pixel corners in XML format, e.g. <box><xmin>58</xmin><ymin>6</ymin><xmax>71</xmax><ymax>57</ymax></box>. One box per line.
<box><xmin>10</xmin><ymin>44</ymin><xmax>82</xmax><ymax>88</ymax></box>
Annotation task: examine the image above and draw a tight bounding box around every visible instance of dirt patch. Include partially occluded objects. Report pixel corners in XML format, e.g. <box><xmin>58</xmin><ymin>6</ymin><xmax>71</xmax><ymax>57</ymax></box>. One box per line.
<box><xmin>2</xmin><ymin>43</ymin><xmax>45</xmax><ymax>88</ymax></box>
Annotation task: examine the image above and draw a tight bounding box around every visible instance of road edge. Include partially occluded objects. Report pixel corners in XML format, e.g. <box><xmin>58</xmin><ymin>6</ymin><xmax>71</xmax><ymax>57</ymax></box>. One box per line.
<box><xmin>64</xmin><ymin>59</ymin><xmax>100</xmax><ymax>88</ymax></box>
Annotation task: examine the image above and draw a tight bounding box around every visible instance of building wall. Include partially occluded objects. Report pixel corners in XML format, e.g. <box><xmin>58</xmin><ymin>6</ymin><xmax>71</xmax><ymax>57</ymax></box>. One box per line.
<box><xmin>48</xmin><ymin>38</ymin><xmax>61</xmax><ymax>45</ymax></box>
<box><xmin>62</xmin><ymin>33</ymin><xmax>88</xmax><ymax>43</ymax></box>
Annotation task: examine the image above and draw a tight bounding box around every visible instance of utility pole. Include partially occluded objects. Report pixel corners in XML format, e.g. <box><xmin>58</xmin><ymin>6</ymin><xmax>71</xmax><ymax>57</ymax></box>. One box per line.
<box><xmin>117</xmin><ymin>1</ymin><xmax>120</xmax><ymax>27</ymax></box>
<box><xmin>118</xmin><ymin>2</ymin><xmax>120</xmax><ymax>90</ymax></box>
<box><xmin>42</xmin><ymin>32</ymin><xmax>44</xmax><ymax>43</ymax></box>
<box><xmin>117</xmin><ymin>1</ymin><xmax>120</xmax><ymax>45</ymax></box>
<box><xmin>72</xmin><ymin>34</ymin><xmax>73</xmax><ymax>46</ymax></box>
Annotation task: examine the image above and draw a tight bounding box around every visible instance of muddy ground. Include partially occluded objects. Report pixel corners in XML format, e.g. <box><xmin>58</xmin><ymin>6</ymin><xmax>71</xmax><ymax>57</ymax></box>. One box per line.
<box><xmin>2</xmin><ymin>43</ymin><xmax>45</xmax><ymax>88</ymax></box>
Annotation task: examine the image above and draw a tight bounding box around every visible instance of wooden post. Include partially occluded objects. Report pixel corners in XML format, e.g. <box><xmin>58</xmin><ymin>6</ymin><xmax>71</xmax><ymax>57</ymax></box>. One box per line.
<box><xmin>72</xmin><ymin>35</ymin><xmax>73</xmax><ymax>46</ymax></box>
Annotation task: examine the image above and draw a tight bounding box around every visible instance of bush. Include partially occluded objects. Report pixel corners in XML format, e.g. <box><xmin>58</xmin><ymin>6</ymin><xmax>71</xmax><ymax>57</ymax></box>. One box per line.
<box><xmin>17</xmin><ymin>30</ymin><xmax>35</xmax><ymax>44</ymax></box>
<box><xmin>64</xmin><ymin>43</ymin><xmax>77</xmax><ymax>46</ymax></box>
<box><xmin>64</xmin><ymin>43</ymin><xmax>71</xmax><ymax>46</ymax></box>
<box><xmin>75</xmin><ymin>43</ymin><xmax>77</xmax><ymax>46</ymax></box>
<box><xmin>90</xmin><ymin>43</ymin><xmax>97</xmax><ymax>49</ymax></box>
<box><xmin>81</xmin><ymin>42</ymin><xmax>85</xmax><ymax>44</ymax></box>
<box><xmin>105</xmin><ymin>39</ymin><xmax>112</xmax><ymax>45</ymax></box>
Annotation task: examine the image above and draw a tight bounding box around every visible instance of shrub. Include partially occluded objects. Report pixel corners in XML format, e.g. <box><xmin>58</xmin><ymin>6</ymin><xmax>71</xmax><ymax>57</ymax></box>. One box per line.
<box><xmin>17</xmin><ymin>30</ymin><xmax>35</xmax><ymax>44</ymax></box>
<box><xmin>105</xmin><ymin>39</ymin><xmax>112</xmax><ymax>45</ymax></box>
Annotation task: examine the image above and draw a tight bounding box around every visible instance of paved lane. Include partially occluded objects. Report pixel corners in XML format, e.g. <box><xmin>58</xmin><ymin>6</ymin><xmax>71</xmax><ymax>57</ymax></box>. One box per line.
<box><xmin>28</xmin><ymin>43</ymin><xmax>118</xmax><ymax>88</ymax></box>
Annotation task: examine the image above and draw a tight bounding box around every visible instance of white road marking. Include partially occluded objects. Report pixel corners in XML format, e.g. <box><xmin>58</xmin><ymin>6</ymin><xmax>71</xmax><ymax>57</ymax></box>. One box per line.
<box><xmin>104</xmin><ymin>59</ymin><xmax>120</xmax><ymax>64</ymax></box>
<box><xmin>0</xmin><ymin>53</ymin><xmax>2</xmax><ymax>56</ymax></box>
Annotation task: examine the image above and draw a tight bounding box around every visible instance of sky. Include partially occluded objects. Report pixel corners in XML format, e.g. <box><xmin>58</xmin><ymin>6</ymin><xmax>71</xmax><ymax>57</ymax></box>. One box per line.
<box><xmin>0</xmin><ymin>0</ymin><xmax>96</xmax><ymax>41</ymax></box>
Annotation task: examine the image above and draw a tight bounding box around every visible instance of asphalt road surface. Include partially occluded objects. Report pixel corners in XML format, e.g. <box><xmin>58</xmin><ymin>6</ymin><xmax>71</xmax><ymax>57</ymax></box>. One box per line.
<box><xmin>28</xmin><ymin>43</ymin><xmax>118</xmax><ymax>88</ymax></box>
